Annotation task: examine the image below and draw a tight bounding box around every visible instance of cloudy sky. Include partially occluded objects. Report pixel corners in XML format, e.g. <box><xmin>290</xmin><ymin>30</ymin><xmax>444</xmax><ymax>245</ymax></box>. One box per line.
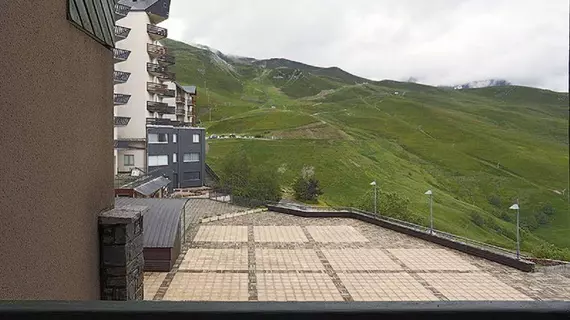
<box><xmin>163</xmin><ymin>0</ymin><xmax>569</xmax><ymax>92</ymax></box>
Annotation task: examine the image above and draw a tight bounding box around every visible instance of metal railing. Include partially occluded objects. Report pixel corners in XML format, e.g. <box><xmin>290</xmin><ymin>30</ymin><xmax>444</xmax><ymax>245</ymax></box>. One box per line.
<box><xmin>114</xmin><ymin>116</ymin><xmax>130</xmax><ymax>127</ymax></box>
<box><xmin>114</xmin><ymin>25</ymin><xmax>131</xmax><ymax>41</ymax></box>
<box><xmin>113</xmin><ymin>71</ymin><xmax>131</xmax><ymax>84</ymax></box>
<box><xmin>147</xmin><ymin>24</ymin><xmax>167</xmax><ymax>40</ymax></box>
<box><xmin>147</xmin><ymin>43</ymin><xmax>167</xmax><ymax>57</ymax></box>
<box><xmin>146</xmin><ymin>101</ymin><xmax>175</xmax><ymax>114</ymax></box>
<box><xmin>113</xmin><ymin>48</ymin><xmax>131</xmax><ymax>62</ymax></box>
<box><xmin>157</xmin><ymin>54</ymin><xmax>175</xmax><ymax>65</ymax></box>
<box><xmin>114</xmin><ymin>3</ymin><xmax>131</xmax><ymax>20</ymax></box>
<box><xmin>146</xmin><ymin>82</ymin><xmax>175</xmax><ymax>97</ymax></box>
<box><xmin>176</xmin><ymin>95</ymin><xmax>186</xmax><ymax>104</ymax></box>
<box><xmin>113</xmin><ymin>94</ymin><xmax>131</xmax><ymax>105</ymax></box>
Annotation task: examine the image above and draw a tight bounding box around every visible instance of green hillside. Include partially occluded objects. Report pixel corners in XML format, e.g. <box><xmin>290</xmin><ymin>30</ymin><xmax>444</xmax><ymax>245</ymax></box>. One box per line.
<box><xmin>164</xmin><ymin>39</ymin><xmax>570</xmax><ymax>259</ymax></box>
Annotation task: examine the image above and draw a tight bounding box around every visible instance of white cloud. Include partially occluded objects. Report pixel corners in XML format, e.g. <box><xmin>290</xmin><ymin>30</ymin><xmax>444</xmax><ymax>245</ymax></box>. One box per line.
<box><xmin>162</xmin><ymin>0</ymin><xmax>569</xmax><ymax>91</ymax></box>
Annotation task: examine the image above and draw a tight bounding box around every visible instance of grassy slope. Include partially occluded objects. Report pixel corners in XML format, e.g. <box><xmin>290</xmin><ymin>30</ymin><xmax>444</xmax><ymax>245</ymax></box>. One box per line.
<box><xmin>164</xmin><ymin>39</ymin><xmax>569</xmax><ymax>254</ymax></box>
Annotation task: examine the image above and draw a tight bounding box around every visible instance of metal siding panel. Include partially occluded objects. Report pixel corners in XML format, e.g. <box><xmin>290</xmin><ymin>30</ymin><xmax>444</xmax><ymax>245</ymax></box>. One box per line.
<box><xmin>93</xmin><ymin>0</ymin><xmax>114</xmax><ymax>46</ymax></box>
<box><xmin>68</xmin><ymin>0</ymin><xmax>82</xmax><ymax>26</ymax></box>
<box><xmin>73</xmin><ymin>0</ymin><xmax>94</xmax><ymax>34</ymax></box>
<box><xmin>82</xmin><ymin>0</ymin><xmax>104</xmax><ymax>42</ymax></box>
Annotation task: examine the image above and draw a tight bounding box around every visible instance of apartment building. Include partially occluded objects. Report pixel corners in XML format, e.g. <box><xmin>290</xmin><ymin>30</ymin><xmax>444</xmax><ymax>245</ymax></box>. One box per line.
<box><xmin>113</xmin><ymin>0</ymin><xmax>205</xmax><ymax>189</ymax></box>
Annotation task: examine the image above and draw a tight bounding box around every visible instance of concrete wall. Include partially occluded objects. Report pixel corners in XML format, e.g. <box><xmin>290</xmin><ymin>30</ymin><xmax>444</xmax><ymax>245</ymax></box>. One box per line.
<box><xmin>0</xmin><ymin>2</ymin><xmax>114</xmax><ymax>299</ymax></box>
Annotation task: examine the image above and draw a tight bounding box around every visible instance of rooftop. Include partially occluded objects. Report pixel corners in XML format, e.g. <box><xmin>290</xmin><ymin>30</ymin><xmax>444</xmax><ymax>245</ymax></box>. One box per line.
<box><xmin>144</xmin><ymin>202</ymin><xmax>570</xmax><ymax>302</ymax></box>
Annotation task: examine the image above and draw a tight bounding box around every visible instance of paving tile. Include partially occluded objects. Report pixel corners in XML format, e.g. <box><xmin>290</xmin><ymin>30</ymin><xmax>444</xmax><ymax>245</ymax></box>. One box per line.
<box><xmin>388</xmin><ymin>249</ymin><xmax>478</xmax><ymax>271</ymax></box>
<box><xmin>419</xmin><ymin>273</ymin><xmax>533</xmax><ymax>301</ymax></box>
<box><xmin>256</xmin><ymin>249</ymin><xmax>323</xmax><ymax>271</ymax></box>
<box><xmin>193</xmin><ymin>226</ymin><xmax>248</xmax><ymax>242</ymax></box>
<box><xmin>322</xmin><ymin>249</ymin><xmax>403</xmax><ymax>271</ymax></box>
<box><xmin>163</xmin><ymin>273</ymin><xmax>248</xmax><ymax>301</ymax></box>
<box><xmin>306</xmin><ymin>226</ymin><xmax>368</xmax><ymax>243</ymax></box>
<box><xmin>144</xmin><ymin>272</ymin><xmax>168</xmax><ymax>300</ymax></box>
<box><xmin>254</xmin><ymin>226</ymin><xmax>308</xmax><ymax>242</ymax></box>
<box><xmin>257</xmin><ymin>273</ymin><xmax>343</xmax><ymax>301</ymax></box>
<box><xmin>339</xmin><ymin>273</ymin><xmax>437</xmax><ymax>301</ymax></box>
<box><xmin>179</xmin><ymin>248</ymin><xmax>248</xmax><ymax>271</ymax></box>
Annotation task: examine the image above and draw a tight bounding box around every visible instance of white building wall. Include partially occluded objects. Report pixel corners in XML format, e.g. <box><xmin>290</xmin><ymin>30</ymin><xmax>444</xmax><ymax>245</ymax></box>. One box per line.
<box><xmin>114</xmin><ymin>11</ymin><xmax>174</xmax><ymax>173</ymax></box>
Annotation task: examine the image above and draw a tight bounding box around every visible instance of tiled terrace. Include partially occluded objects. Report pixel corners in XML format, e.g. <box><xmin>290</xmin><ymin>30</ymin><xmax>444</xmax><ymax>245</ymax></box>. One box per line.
<box><xmin>145</xmin><ymin>205</ymin><xmax>570</xmax><ymax>302</ymax></box>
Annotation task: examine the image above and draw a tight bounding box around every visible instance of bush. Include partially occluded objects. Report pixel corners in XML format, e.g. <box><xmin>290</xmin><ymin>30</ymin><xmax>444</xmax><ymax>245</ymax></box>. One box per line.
<box><xmin>292</xmin><ymin>166</ymin><xmax>323</xmax><ymax>202</ymax></box>
<box><xmin>532</xmin><ymin>243</ymin><xmax>570</xmax><ymax>261</ymax></box>
<box><xmin>487</xmin><ymin>195</ymin><xmax>501</xmax><ymax>208</ymax></box>
<box><xmin>470</xmin><ymin>211</ymin><xmax>485</xmax><ymax>227</ymax></box>
<box><xmin>217</xmin><ymin>150</ymin><xmax>282</xmax><ymax>206</ymax></box>
<box><xmin>535</xmin><ymin>212</ymin><xmax>549</xmax><ymax>225</ymax></box>
<box><xmin>521</xmin><ymin>214</ymin><xmax>539</xmax><ymax>231</ymax></box>
<box><xmin>541</xmin><ymin>203</ymin><xmax>555</xmax><ymax>216</ymax></box>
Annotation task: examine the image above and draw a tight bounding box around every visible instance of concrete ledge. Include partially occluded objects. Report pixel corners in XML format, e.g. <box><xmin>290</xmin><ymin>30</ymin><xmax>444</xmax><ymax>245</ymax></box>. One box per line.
<box><xmin>266</xmin><ymin>205</ymin><xmax>535</xmax><ymax>272</ymax></box>
<box><xmin>99</xmin><ymin>205</ymin><xmax>147</xmax><ymax>225</ymax></box>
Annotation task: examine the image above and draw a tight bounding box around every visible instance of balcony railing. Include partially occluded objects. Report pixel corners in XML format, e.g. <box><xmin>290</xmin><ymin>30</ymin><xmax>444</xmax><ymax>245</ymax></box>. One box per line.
<box><xmin>147</xmin><ymin>82</ymin><xmax>175</xmax><ymax>97</ymax></box>
<box><xmin>114</xmin><ymin>25</ymin><xmax>131</xmax><ymax>41</ymax></box>
<box><xmin>114</xmin><ymin>116</ymin><xmax>131</xmax><ymax>126</ymax></box>
<box><xmin>147</xmin><ymin>24</ymin><xmax>167</xmax><ymax>40</ymax></box>
<box><xmin>176</xmin><ymin>107</ymin><xmax>186</xmax><ymax>116</ymax></box>
<box><xmin>147</xmin><ymin>43</ymin><xmax>167</xmax><ymax>57</ymax></box>
<box><xmin>157</xmin><ymin>54</ymin><xmax>175</xmax><ymax>66</ymax></box>
<box><xmin>146</xmin><ymin>63</ymin><xmax>176</xmax><ymax>81</ymax></box>
<box><xmin>114</xmin><ymin>94</ymin><xmax>131</xmax><ymax>105</ymax></box>
<box><xmin>114</xmin><ymin>71</ymin><xmax>131</xmax><ymax>84</ymax></box>
<box><xmin>147</xmin><ymin>101</ymin><xmax>175</xmax><ymax>114</ymax></box>
<box><xmin>114</xmin><ymin>3</ymin><xmax>131</xmax><ymax>21</ymax></box>
<box><xmin>176</xmin><ymin>95</ymin><xmax>186</xmax><ymax>104</ymax></box>
<box><xmin>113</xmin><ymin>48</ymin><xmax>131</xmax><ymax>63</ymax></box>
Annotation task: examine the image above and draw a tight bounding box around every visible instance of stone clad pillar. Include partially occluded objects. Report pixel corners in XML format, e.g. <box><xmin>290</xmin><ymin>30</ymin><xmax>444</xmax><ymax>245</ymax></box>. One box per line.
<box><xmin>98</xmin><ymin>205</ymin><xmax>146</xmax><ymax>300</ymax></box>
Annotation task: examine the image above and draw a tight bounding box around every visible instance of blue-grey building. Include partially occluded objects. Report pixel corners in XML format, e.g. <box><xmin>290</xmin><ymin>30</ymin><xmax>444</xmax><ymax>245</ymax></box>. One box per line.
<box><xmin>146</xmin><ymin>125</ymin><xmax>206</xmax><ymax>189</ymax></box>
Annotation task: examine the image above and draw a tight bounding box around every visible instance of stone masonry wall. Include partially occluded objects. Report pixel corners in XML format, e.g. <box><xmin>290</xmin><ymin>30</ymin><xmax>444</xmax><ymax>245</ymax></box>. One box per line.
<box><xmin>99</xmin><ymin>206</ymin><xmax>146</xmax><ymax>300</ymax></box>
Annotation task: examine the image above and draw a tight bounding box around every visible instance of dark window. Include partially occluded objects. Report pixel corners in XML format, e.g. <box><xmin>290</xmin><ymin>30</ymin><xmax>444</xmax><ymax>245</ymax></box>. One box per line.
<box><xmin>183</xmin><ymin>172</ymin><xmax>200</xmax><ymax>181</ymax></box>
<box><xmin>67</xmin><ymin>0</ymin><xmax>116</xmax><ymax>48</ymax></box>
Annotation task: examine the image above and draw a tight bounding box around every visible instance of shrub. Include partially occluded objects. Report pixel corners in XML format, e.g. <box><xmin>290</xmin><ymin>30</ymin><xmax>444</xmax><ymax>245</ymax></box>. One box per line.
<box><xmin>487</xmin><ymin>195</ymin><xmax>501</xmax><ymax>208</ymax></box>
<box><xmin>532</xmin><ymin>243</ymin><xmax>570</xmax><ymax>261</ymax></box>
<box><xmin>470</xmin><ymin>211</ymin><xmax>485</xmax><ymax>227</ymax></box>
<box><xmin>535</xmin><ymin>212</ymin><xmax>549</xmax><ymax>225</ymax></box>
<box><xmin>292</xmin><ymin>166</ymin><xmax>323</xmax><ymax>202</ymax></box>
<box><xmin>541</xmin><ymin>203</ymin><xmax>555</xmax><ymax>216</ymax></box>
<box><xmin>217</xmin><ymin>150</ymin><xmax>282</xmax><ymax>206</ymax></box>
<box><xmin>521</xmin><ymin>214</ymin><xmax>538</xmax><ymax>231</ymax></box>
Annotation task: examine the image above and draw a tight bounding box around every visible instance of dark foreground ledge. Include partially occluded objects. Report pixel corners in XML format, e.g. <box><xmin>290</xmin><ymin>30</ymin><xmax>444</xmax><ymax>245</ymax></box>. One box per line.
<box><xmin>0</xmin><ymin>301</ymin><xmax>569</xmax><ymax>319</ymax></box>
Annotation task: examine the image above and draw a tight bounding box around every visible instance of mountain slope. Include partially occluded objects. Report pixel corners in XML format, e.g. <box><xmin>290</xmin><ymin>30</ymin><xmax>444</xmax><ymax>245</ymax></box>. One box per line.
<box><xmin>164</xmin><ymin>39</ymin><xmax>569</xmax><ymax>258</ymax></box>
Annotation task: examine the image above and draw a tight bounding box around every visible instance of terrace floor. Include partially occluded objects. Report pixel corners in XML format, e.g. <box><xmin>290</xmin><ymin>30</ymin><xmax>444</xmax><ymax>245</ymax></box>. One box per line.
<box><xmin>145</xmin><ymin>206</ymin><xmax>570</xmax><ymax>302</ymax></box>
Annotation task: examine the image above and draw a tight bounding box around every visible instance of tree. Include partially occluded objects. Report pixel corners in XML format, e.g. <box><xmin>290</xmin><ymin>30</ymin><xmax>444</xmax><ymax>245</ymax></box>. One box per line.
<box><xmin>293</xmin><ymin>166</ymin><xmax>323</xmax><ymax>202</ymax></box>
<box><xmin>217</xmin><ymin>150</ymin><xmax>282</xmax><ymax>206</ymax></box>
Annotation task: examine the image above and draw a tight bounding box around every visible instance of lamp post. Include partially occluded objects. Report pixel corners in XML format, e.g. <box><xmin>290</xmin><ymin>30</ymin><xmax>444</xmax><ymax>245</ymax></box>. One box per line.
<box><xmin>370</xmin><ymin>181</ymin><xmax>377</xmax><ymax>214</ymax></box>
<box><xmin>425</xmin><ymin>190</ymin><xmax>433</xmax><ymax>234</ymax></box>
<box><xmin>509</xmin><ymin>200</ymin><xmax>520</xmax><ymax>260</ymax></box>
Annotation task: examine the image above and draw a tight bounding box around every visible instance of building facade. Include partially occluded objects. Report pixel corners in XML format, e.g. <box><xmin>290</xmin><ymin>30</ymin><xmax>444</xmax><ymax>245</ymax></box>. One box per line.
<box><xmin>147</xmin><ymin>126</ymin><xmax>206</xmax><ymax>189</ymax></box>
<box><xmin>0</xmin><ymin>1</ymin><xmax>117</xmax><ymax>299</ymax></box>
<box><xmin>113</xmin><ymin>0</ymin><xmax>204</xmax><ymax>188</ymax></box>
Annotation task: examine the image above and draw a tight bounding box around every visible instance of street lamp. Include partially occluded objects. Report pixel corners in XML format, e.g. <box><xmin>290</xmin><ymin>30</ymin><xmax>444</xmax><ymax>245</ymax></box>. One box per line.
<box><xmin>370</xmin><ymin>181</ymin><xmax>377</xmax><ymax>214</ymax></box>
<box><xmin>425</xmin><ymin>190</ymin><xmax>433</xmax><ymax>234</ymax></box>
<box><xmin>509</xmin><ymin>200</ymin><xmax>521</xmax><ymax>260</ymax></box>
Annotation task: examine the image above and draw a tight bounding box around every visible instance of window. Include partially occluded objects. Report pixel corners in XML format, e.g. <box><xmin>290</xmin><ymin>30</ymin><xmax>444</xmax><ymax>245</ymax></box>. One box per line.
<box><xmin>183</xmin><ymin>171</ymin><xmax>200</xmax><ymax>181</ymax></box>
<box><xmin>193</xmin><ymin>134</ymin><xmax>200</xmax><ymax>143</ymax></box>
<box><xmin>148</xmin><ymin>155</ymin><xmax>168</xmax><ymax>166</ymax></box>
<box><xmin>173</xmin><ymin>134</ymin><xmax>177</xmax><ymax>143</ymax></box>
<box><xmin>183</xmin><ymin>153</ymin><xmax>200</xmax><ymax>162</ymax></box>
<box><xmin>148</xmin><ymin>133</ymin><xmax>168</xmax><ymax>144</ymax></box>
<box><xmin>173</xmin><ymin>153</ymin><xmax>177</xmax><ymax>163</ymax></box>
<box><xmin>123</xmin><ymin>154</ymin><xmax>135</xmax><ymax>166</ymax></box>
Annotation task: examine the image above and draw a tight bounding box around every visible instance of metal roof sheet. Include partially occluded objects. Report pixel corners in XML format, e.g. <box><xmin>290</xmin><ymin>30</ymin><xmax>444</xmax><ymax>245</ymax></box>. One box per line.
<box><xmin>115</xmin><ymin>198</ymin><xmax>187</xmax><ymax>248</ymax></box>
<box><xmin>133</xmin><ymin>176</ymin><xmax>171</xmax><ymax>196</ymax></box>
